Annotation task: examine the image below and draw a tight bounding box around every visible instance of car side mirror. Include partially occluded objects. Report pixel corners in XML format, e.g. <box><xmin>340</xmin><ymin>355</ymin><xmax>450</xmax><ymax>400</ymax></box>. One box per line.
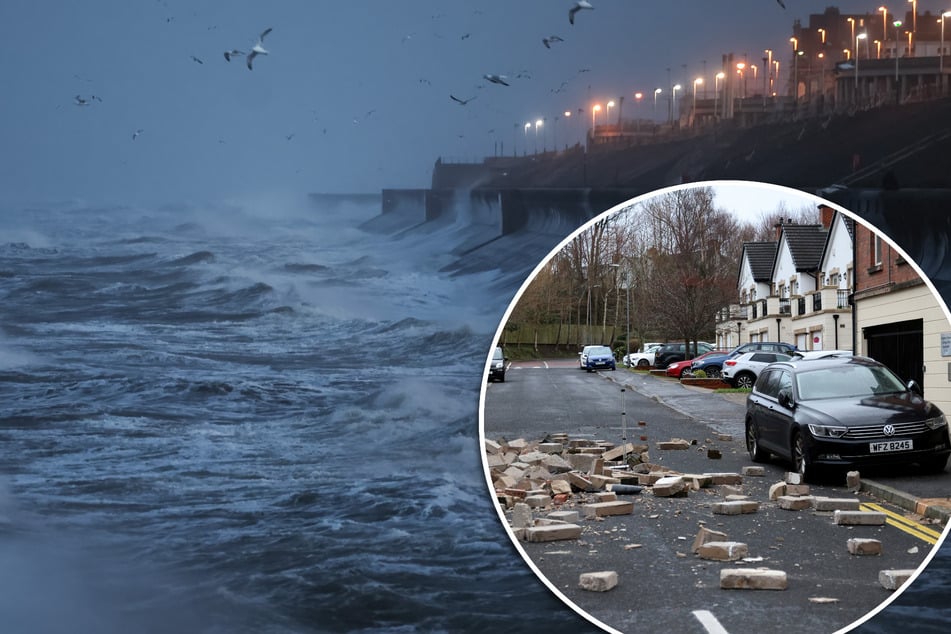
<box><xmin>907</xmin><ymin>380</ymin><xmax>923</xmax><ymax>397</ymax></box>
<box><xmin>778</xmin><ymin>389</ymin><xmax>795</xmax><ymax>409</ymax></box>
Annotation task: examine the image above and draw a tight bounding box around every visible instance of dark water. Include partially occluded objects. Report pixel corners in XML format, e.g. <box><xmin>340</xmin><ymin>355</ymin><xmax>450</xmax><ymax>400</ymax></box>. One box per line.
<box><xmin>0</xmin><ymin>200</ymin><xmax>598</xmax><ymax>633</ymax></box>
<box><xmin>0</xmin><ymin>197</ymin><xmax>948</xmax><ymax>633</ymax></box>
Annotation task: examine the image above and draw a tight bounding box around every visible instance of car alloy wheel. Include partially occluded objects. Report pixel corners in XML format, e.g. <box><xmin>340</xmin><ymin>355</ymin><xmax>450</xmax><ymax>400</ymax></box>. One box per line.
<box><xmin>706</xmin><ymin>366</ymin><xmax>721</xmax><ymax>378</ymax></box>
<box><xmin>746</xmin><ymin>420</ymin><xmax>767</xmax><ymax>462</ymax></box>
<box><xmin>792</xmin><ymin>431</ymin><xmax>810</xmax><ymax>481</ymax></box>
<box><xmin>637</xmin><ymin>359</ymin><xmax>649</xmax><ymax>368</ymax></box>
<box><xmin>735</xmin><ymin>372</ymin><xmax>755</xmax><ymax>389</ymax></box>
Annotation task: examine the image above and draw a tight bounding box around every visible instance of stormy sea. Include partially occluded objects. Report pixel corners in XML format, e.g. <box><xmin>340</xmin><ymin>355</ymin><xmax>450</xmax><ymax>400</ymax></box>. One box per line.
<box><xmin>0</xmin><ymin>193</ymin><xmax>948</xmax><ymax>634</ymax></box>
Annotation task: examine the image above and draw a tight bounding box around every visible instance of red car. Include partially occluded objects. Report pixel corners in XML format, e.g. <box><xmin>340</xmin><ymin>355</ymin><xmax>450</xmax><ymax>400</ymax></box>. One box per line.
<box><xmin>665</xmin><ymin>350</ymin><xmax>730</xmax><ymax>378</ymax></box>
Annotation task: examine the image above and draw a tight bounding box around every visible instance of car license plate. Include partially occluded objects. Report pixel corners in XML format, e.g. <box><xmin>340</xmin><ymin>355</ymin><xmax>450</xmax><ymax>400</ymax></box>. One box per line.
<box><xmin>870</xmin><ymin>439</ymin><xmax>913</xmax><ymax>453</ymax></box>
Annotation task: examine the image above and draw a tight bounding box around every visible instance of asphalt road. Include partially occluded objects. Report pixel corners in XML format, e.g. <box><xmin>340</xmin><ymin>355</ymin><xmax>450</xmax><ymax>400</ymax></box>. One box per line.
<box><xmin>482</xmin><ymin>360</ymin><xmax>949</xmax><ymax>634</ymax></box>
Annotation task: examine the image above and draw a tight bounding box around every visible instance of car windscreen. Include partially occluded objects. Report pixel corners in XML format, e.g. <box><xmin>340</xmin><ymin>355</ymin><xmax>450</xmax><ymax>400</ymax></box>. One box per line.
<box><xmin>589</xmin><ymin>347</ymin><xmax>612</xmax><ymax>356</ymax></box>
<box><xmin>795</xmin><ymin>364</ymin><xmax>907</xmax><ymax>400</ymax></box>
<box><xmin>493</xmin><ymin>348</ymin><xmax>503</xmax><ymax>360</ymax></box>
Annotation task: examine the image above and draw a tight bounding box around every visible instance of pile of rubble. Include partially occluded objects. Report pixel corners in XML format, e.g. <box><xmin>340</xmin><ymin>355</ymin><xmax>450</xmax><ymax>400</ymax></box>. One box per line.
<box><xmin>485</xmin><ymin>432</ymin><xmax>918</xmax><ymax>594</ymax></box>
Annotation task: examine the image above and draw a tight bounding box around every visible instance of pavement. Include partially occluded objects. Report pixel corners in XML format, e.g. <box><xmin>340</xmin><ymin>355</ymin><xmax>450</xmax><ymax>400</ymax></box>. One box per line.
<box><xmin>606</xmin><ymin>368</ymin><xmax>951</xmax><ymax>525</ymax></box>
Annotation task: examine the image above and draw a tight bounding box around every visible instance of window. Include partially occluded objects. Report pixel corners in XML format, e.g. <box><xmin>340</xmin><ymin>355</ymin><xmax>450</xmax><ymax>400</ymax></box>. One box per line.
<box><xmin>872</xmin><ymin>235</ymin><xmax>883</xmax><ymax>267</ymax></box>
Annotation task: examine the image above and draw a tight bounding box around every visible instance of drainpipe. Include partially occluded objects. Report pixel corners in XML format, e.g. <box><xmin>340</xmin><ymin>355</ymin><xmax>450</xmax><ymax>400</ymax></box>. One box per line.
<box><xmin>776</xmin><ymin>317</ymin><xmax>782</xmax><ymax>342</ymax></box>
<box><xmin>833</xmin><ymin>313</ymin><xmax>840</xmax><ymax>349</ymax></box>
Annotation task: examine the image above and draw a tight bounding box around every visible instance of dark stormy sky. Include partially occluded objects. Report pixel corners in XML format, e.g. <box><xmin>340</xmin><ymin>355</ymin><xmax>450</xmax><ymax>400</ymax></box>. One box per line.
<box><xmin>1</xmin><ymin>0</ymin><xmax>933</xmax><ymax>205</ymax></box>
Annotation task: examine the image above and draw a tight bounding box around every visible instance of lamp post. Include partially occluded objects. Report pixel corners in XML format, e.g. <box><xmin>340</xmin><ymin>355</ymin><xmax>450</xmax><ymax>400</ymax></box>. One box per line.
<box><xmin>606</xmin><ymin>100</ymin><xmax>615</xmax><ymax>126</ymax></box>
<box><xmin>856</xmin><ymin>32</ymin><xmax>867</xmax><ymax>94</ymax></box>
<box><xmin>563</xmin><ymin>110</ymin><xmax>571</xmax><ymax>149</ymax></box>
<box><xmin>592</xmin><ymin>103</ymin><xmax>601</xmax><ymax>129</ymax></box>
<box><xmin>894</xmin><ymin>20</ymin><xmax>903</xmax><ymax>103</ymax></box>
<box><xmin>942</xmin><ymin>12</ymin><xmax>951</xmax><ymax>79</ymax></box>
<box><xmin>671</xmin><ymin>84</ymin><xmax>682</xmax><ymax>122</ymax></box>
<box><xmin>523</xmin><ymin>122</ymin><xmax>530</xmax><ymax>155</ymax></box>
<box><xmin>818</xmin><ymin>28</ymin><xmax>826</xmax><ymax>44</ymax></box>
<box><xmin>847</xmin><ymin>17</ymin><xmax>855</xmax><ymax>46</ymax></box>
<box><xmin>534</xmin><ymin>118</ymin><xmax>543</xmax><ymax>153</ymax></box>
<box><xmin>633</xmin><ymin>91</ymin><xmax>643</xmax><ymax>133</ymax></box>
<box><xmin>909</xmin><ymin>0</ymin><xmax>917</xmax><ymax>38</ymax></box>
<box><xmin>692</xmin><ymin>77</ymin><xmax>703</xmax><ymax>124</ymax></box>
<box><xmin>879</xmin><ymin>6</ymin><xmax>888</xmax><ymax>42</ymax></box>
<box><xmin>765</xmin><ymin>48</ymin><xmax>774</xmax><ymax>94</ymax></box>
<box><xmin>714</xmin><ymin>71</ymin><xmax>725</xmax><ymax>118</ymax></box>
<box><xmin>874</xmin><ymin>39</ymin><xmax>882</xmax><ymax>58</ymax></box>
<box><xmin>736</xmin><ymin>62</ymin><xmax>746</xmax><ymax>98</ymax></box>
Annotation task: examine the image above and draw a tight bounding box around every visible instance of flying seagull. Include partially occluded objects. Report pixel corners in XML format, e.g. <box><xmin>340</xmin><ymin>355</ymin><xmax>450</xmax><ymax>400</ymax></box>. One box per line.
<box><xmin>568</xmin><ymin>1</ymin><xmax>593</xmax><ymax>25</ymax></box>
<box><xmin>542</xmin><ymin>35</ymin><xmax>564</xmax><ymax>48</ymax></box>
<box><xmin>74</xmin><ymin>95</ymin><xmax>89</xmax><ymax>106</ymax></box>
<box><xmin>776</xmin><ymin>0</ymin><xmax>786</xmax><ymax>8</ymax></box>
<box><xmin>223</xmin><ymin>49</ymin><xmax>244</xmax><ymax>62</ymax></box>
<box><xmin>450</xmin><ymin>94</ymin><xmax>476</xmax><ymax>105</ymax></box>
<box><xmin>483</xmin><ymin>74</ymin><xmax>510</xmax><ymax>86</ymax></box>
<box><xmin>190</xmin><ymin>55</ymin><xmax>204</xmax><ymax>64</ymax></box>
<box><xmin>132</xmin><ymin>129</ymin><xmax>144</xmax><ymax>141</ymax></box>
<box><xmin>246</xmin><ymin>27</ymin><xmax>272</xmax><ymax>70</ymax></box>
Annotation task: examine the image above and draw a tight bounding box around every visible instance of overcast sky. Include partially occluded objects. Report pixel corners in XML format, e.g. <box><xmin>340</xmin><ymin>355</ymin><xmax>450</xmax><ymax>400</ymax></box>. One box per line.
<box><xmin>1</xmin><ymin>0</ymin><xmax>933</xmax><ymax>206</ymax></box>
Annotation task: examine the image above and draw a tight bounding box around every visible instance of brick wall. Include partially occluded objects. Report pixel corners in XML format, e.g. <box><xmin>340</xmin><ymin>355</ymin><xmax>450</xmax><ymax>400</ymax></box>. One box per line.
<box><xmin>853</xmin><ymin>223</ymin><xmax>922</xmax><ymax>299</ymax></box>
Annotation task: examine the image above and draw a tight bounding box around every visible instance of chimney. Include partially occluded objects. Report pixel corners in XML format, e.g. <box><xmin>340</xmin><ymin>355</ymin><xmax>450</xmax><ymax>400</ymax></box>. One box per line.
<box><xmin>818</xmin><ymin>204</ymin><xmax>834</xmax><ymax>229</ymax></box>
<box><xmin>774</xmin><ymin>221</ymin><xmax>783</xmax><ymax>241</ymax></box>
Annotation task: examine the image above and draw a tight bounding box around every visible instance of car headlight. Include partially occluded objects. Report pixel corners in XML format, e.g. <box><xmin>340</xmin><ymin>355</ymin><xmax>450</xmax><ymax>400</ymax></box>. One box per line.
<box><xmin>493</xmin><ymin>361</ymin><xmax>503</xmax><ymax>369</ymax></box>
<box><xmin>925</xmin><ymin>415</ymin><xmax>948</xmax><ymax>430</ymax></box>
<box><xmin>807</xmin><ymin>424</ymin><xmax>848</xmax><ymax>438</ymax></box>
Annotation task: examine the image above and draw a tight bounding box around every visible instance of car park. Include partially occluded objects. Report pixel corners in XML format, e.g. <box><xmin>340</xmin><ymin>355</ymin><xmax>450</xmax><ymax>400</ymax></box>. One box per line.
<box><xmin>581</xmin><ymin>345</ymin><xmax>616</xmax><ymax>372</ymax></box>
<box><xmin>744</xmin><ymin>354</ymin><xmax>951</xmax><ymax>482</ymax></box>
<box><xmin>653</xmin><ymin>342</ymin><xmax>714</xmax><ymax>369</ymax></box>
<box><xmin>691</xmin><ymin>341</ymin><xmax>798</xmax><ymax>378</ymax></box>
<box><xmin>721</xmin><ymin>351</ymin><xmax>793</xmax><ymax>388</ymax></box>
<box><xmin>488</xmin><ymin>346</ymin><xmax>507</xmax><ymax>382</ymax></box>
<box><xmin>624</xmin><ymin>344</ymin><xmax>663</xmax><ymax>368</ymax></box>
<box><xmin>666</xmin><ymin>349</ymin><xmax>730</xmax><ymax>378</ymax></box>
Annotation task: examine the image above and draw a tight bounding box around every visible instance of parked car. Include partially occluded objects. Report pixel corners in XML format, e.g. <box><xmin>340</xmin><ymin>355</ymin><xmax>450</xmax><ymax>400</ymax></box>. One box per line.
<box><xmin>581</xmin><ymin>345</ymin><xmax>616</xmax><ymax>372</ymax></box>
<box><xmin>721</xmin><ymin>351</ymin><xmax>793</xmax><ymax>388</ymax></box>
<box><xmin>488</xmin><ymin>346</ymin><xmax>507</xmax><ymax>382</ymax></box>
<box><xmin>579</xmin><ymin>345</ymin><xmax>598</xmax><ymax>369</ymax></box>
<box><xmin>745</xmin><ymin>354</ymin><xmax>951</xmax><ymax>482</ymax></box>
<box><xmin>624</xmin><ymin>344</ymin><xmax>663</xmax><ymax>368</ymax></box>
<box><xmin>692</xmin><ymin>341</ymin><xmax>798</xmax><ymax>378</ymax></box>
<box><xmin>654</xmin><ymin>342</ymin><xmax>714</xmax><ymax>369</ymax></box>
<box><xmin>666</xmin><ymin>349</ymin><xmax>730</xmax><ymax>378</ymax></box>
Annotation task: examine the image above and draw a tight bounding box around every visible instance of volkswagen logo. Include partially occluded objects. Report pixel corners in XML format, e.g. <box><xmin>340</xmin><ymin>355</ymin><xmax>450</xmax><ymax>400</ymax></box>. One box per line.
<box><xmin>883</xmin><ymin>424</ymin><xmax>896</xmax><ymax>437</ymax></box>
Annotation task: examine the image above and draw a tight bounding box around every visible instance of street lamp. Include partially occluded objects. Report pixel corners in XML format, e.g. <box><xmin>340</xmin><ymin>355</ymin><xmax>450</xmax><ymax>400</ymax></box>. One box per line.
<box><xmin>713</xmin><ymin>71</ymin><xmax>726</xmax><ymax>118</ymax></box>
<box><xmin>817</xmin><ymin>28</ymin><xmax>826</xmax><ymax>44</ymax></box>
<box><xmin>692</xmin><ymin>77</ymin><xmax>703</xmax><ymax>121</ymax></box>
<box><xmin>874</xmin><ymin>39</ymin><xmax>882</xmax><ymax>58</ymax></box>
<box><xmin>894</xmin><ymin>20</ymin><xmax>903</xmax><ymax>103</ymax></box>
<box><xmin>653</xmin><ymin>87</ymin><xmax>662</xmax><ymax>114</ymax></box>
<box><xmin>879</xmin><ymin>6</ymin><xmax>888</xmax><ymax>42</ymax></box>
<box><xmin>941</xmin><ymin>11</ymin><xmax>951</xmax><ymax>77</ymax></box>
<box><xmin>563</xmin><ymin>110</ymin><xmax>571</xmax><ymax>148</ymax></box>
<box><xmin>633</xmin><ymin>91</ymin><xmax>643</xmax><ymax>133</ymax></box>
<box><xmin>523</xmin><ymin>122</ymin><xmax>531</xmax><ymax>155</ymax></box>
<box><xmin>534</xmin><ymin>118</ymin><xmax>543</xmax><ymax>153</ymax></box>
<box><xmin>856</xmin><ymin>32</ymin><xmax>867</xmax><ymax>94</ymax></box>
<box><xmin>847</xmin><ymin>17</ymin><xmax>855</xmax><ymax>45</ymax></box>
<box><xmin>592</xmin><ymin>103</ymin><xmax>601</xmax><ymax>129</ymax></box>
<box><xmin>606</xmin><ymin>100</ymin><xmax>615</xmax><ymax>125</ymax></box>
<box><xmin>736</xmin><ymin>62</ymin><xmax>746</xmax><ymax>98</ymax></box>
<box><xmin>908</xmin><ymin>0</ymin><xmax>917</xmax><ymax>55</ymax></box>
<box><xmin>671</xmin><ymin>84</ymin><xmax>682</xmax><ymax>122</ymax></box>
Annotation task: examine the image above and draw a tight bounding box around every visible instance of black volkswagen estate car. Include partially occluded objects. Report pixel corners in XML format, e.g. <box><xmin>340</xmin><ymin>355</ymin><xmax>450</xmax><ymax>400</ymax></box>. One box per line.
<box><xmin>745</xmin><ymin>354</ymin><xmax>950</xmax><ymax>481</ymax></box>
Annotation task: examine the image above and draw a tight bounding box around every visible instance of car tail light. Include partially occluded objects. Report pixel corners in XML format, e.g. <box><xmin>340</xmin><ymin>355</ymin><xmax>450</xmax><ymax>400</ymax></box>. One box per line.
<box><xmin>724</xmin><ymin>360</ymin><xmax>737</xmax><ymax>366</ymax></box>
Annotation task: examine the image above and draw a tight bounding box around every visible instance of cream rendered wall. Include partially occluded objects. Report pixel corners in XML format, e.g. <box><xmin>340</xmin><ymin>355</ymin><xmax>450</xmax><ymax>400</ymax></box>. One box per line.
<box><xmin>858</xmin><ymin>283</ymin><xmax>951</xmax><ymax>415</ymax></box>
<box><xmin>820</xmin><ymin>213</ymin><xmax>853</xmax><ymax>288</ymax></box>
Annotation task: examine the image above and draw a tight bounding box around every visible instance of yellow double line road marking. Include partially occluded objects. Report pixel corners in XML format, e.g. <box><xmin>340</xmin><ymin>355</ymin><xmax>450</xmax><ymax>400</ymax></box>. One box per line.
<box><xmin>860</xmin><ymin>502</ymin><xmax>943</xmax><ymax>544</ymax></box>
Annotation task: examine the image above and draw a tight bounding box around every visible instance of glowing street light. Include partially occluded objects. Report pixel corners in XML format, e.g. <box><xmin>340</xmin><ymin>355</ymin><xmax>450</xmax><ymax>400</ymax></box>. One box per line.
<box><xmin>653</xmin><ymin>87</ymin><xmax>662</xmax><ymax>113</ymax></box>
<box><xmin>534</xmin><ymin>118</ymin><xmax>543</xmax><ymax>153</ymax></box>
<box><xmin>817</xmin><ymin>28</ymin><xmax>826</xmax><ymax>44</ymax></box>
<box><xmin>907</xmin><ymin>0</ymin><xmax>917</xmax><ymax>54</ymax></box>
<box><xmin>879</xmin><ymin>6</ymin><xmax>888</xmax><ymax>42</ymax></box>
<box><xmin>670</xmin><ymin>84</ymin><xmax>682</xmax><ymax>122</ymax></box>
<box><xmin>941</xmin><ymin>11</ymin><xmax>951</xmax><ymax>75</ymax></box>
<box><xmin>606</xmin><ymin>99</ymin><xmax>616</xmax><ymax>125</ymax></box>
<box><xmin>856</xmin><ymin>33</ymin><xmax>867</xmax><ymax>89</ymax></box>
<box><xmin>874</xmin><ymin>39</ymin><xmax>882</xmax><ymax>58</ymax></box>
<box><xmin>714</xmin><ymin>71</ymin><xmax>725</xmax><ymax>118</ymax></box>
<box><xmin>894</xmin><ymin>20</ymin><xmax>903</xmax><ymax>101</ymax></box>
<box><xmin>692</xmin><ymin>77</ymin><xmax>703</xmax><ymax>124</ymax></box>
<box><xmin>592</xmin><ymin>103</ymin><xmax>601</xmax><ymax>129</ymax></box>
<box><xmin>847</xmin><ymin>17</ymin><xmax>856</xmax><ymax>45</ymax></box>
<box><xmin>844</xmin><ymin>48</ymin><xmax>852</xmax><ymax>60</ymax></box>
<box><xmin>789</xmin><ymin>36</ymin><xmax>798</xmax><ymax>52</ymax></box>
<box><xmin>633</xmin><ymin>91</ymin><xmax>643</xmax><ymax>132</ymax></box>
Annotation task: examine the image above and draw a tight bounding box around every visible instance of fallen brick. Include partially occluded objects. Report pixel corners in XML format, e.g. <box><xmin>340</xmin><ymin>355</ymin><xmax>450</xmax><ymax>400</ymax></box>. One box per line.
<box><xmin>784</xmin><ymin>472</ymin><xmax>803</xmax><ymax>485</ymax></box>
<box><xmin>692</xmin><ymin>526</ymin><xmax>729</xmax><ymax>553</ymax></box>
<box><xmin>652</xmin><ymin>476</ymin><xmax>688</xmax><ymax>498</ymax></box>
<box><xmin>834</xmin><ymin>510</ymin><xmax>886</xmax><ymax>526</ymax></box>
<box><xmin>785</xmin><ymin>484</ymin><xmax>811</xmax><ymax>496</ymax></box>
<box><xmin>511</xmin><ymin>503</ymin><xmax>533</xmax><ymax>529</ymax></box>
<box><xmin>548</xmin><ymin>510</ymin><xmax>580</xmax><ymax>523</ymax></box>
<box><xmin>742</xmin><ymin>466</ymin><xmax>766</xmax><ymax>477</ymax></box>
<box><xmin>657</xmin><ymin>439</ymin><xmax>691</xmax><ymax>450</ymax></box>
<box><xmin>813</xmin><ymin>497</ymin><xmax>862</xmax><ymax>512</ymax></box>
<box><xmin>706</xmin><ymin>473</ymin><xmax>743</xmax><ymax>486</ymax></box>
<box><xmin>484</xmin><ymin>439</ymin><xmax>502</xmax><ymax>454</ymax></box>
<box><xmin>718</xmin><ymin>434</ymin><xmax>734</xmax><ymax>442</ymax></box>
<box><xmin>595</xmin><ymin>492</ymin><xmax>618</xmax><ymax>503</ymax></box>
<box><xmin>538</xmin><ymin>442</ymin><xmax>563</xmax><ymax>454</ymax></box>
<box><xmin>682</xmin><ymin>474</ymin><xmax>714</xmax><ymax>488</ymax></box>
<box><xmin>523</xmin><ymin>524</ymin><xmax>583</xmax><ymax>542</ymax></box>
<box><xmin>524</xmin><ymin>494</ymin><xmax>551</xmax><ymax>508</ymax></box>
<box><xmin>589</xmin><ymin>474</ymin><xmax>619</xmax><ymax>489</ymax></box>
<box><xmin>720</xmin><ymin>485</ymin><xmax>744</xmax><ymax>497</ymax></box>
<box><xmin>698</xmin><ymin>541</ymin><xmax>749</xmax><ymax>561</ymax></box>
<box><xmin>582</xmin><ymin>500</ymin><xmax>634</xmax><ymax>518</ymax></box>
<box><xmin>602</xmin><ymin>443</ymin><xmax>635</xmax><ymax>462</ymax></box>
<box><xmin>506</xmin><ymin>438</ymin><xmax>529</xmax><ymax>451</ymax></box>
<box><xmin>579</xmin><ymin>571</ymin><xmax>618</xmax><ymax>592</ymax></box>
<box><xmin>566</xmin><ymin>472</ymin><xmax>597</xmax><ymax>492</ymax></box>
<box><xmin>879</xmin><ymin>569</ymin><xmax>915</xmax><ymax>590</ymax></box>
<box><xmin>720</xmin><ymin>568</ymin><xmax>788</xmax><ymax>590</ymax></box>
<box><xmin>777</xmin><ymin>495</ymin><xmax>814</xmax><ymax>511</ymax></box>
<box><xmin>848</xmin><ymin>538</ymin><xmax>883</xmax><ymax>556</ymax></box>
<box><xmin>846</xmin><ymin>470</ymin><xmax>861</xmax><ymax>491</ymax></box>
<box><xmin>542</xmin><ymin>454</ymin><xmax>572</xmax><ymax>473</ymax></box>
<box><xmin>549</xmin><ymin>479</ymin><xmax>572</xmax><ymax>496</ymax></box>
<box><xmin>768</xmin><ymin>482</ymin><xmax>786</xmax><ymax>500</ymax></box>
<box><xmin>712</xmin><ymin>500</ymin><xmax>759</xmax><ymax>515</ymax></box>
